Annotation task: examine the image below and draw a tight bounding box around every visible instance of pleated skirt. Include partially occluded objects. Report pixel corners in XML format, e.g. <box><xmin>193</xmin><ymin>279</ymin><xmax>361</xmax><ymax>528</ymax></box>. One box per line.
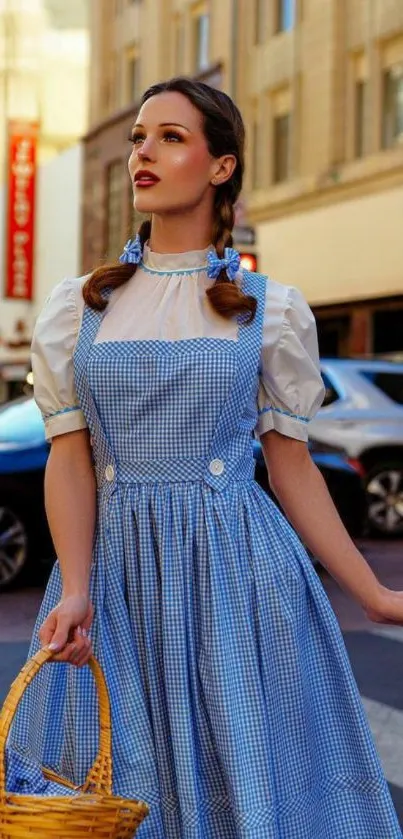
<box><xmin>9</xmin><ymin>480</ymin><xmax>402</xmax><ymax>838</ymax></box>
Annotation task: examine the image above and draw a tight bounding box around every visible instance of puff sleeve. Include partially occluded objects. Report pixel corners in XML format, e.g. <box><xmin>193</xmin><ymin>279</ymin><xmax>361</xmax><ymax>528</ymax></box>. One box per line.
<box><xmin>31</xmin><ymin>277</ymin><xmax>87</xmax><ymax>441</ymax></box>
<box><xmin>256</xmin><ymin>282</ymin><xmax>325</xmax><ymax>442</ymax></box>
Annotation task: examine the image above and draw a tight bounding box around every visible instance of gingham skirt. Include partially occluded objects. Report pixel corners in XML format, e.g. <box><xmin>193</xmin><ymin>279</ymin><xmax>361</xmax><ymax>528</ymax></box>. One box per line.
<box><xmin>8</xmin><ymin>477</ymin><xmax>402</xmax><ymax>838</ymax></box>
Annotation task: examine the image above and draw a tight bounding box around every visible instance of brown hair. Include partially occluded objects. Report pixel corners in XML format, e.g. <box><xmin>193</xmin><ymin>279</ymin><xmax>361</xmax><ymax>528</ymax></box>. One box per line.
<box><xmin>83</xmin><ymin>77</ymin><xmax>257</xmax><ymax>322</ymax></box>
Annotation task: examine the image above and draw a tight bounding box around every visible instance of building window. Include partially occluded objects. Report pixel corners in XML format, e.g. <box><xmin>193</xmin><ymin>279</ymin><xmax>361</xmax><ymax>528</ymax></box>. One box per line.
<box><xmin>354</xmin><ymin>80</ymin><xmax>366</xmax><ymax>157</ymax></box>
<box><xmin>175</xmin><ymin>16</ymin><xmax>185</xmax><ymax>74</ymax></box>
<box><xmin>275</xmin><ymin>0</ymin><xmax>295</xmax><ymax>34</ymax></box>
<box><xmin>273</xmin><ymin>113</ymin><xmax>291</xmax><ymax>182</ymax></box>
<box><xmin>126</xmin><ymin>46</ymin><xmax>140</xmax><ymax>104</ymax></box>
<box><xmin>254</xmin><ymin>0</ymin><xmax>266</xmax><ymax>45</ymax></box>
<box><xmin>106</xmin><ymin>162</ymin><xmax>124</xmax><ymax>260</ymax></box>
<box><xmin>194</xmin><ymin>11</ymin><xmax>210</xmax><ymax>72</ymax></box>
<box><xmin>382</xmin><ymin>65</ymin><xmax>403</xmax><ymax>149</ymax></box>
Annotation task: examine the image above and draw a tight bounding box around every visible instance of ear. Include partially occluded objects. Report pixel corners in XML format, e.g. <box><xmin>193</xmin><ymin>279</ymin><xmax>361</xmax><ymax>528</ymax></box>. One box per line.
<box><xmin>210</xmin><ymin>154</ymin><xmax>237</xmax><ymax>187</ymax></box>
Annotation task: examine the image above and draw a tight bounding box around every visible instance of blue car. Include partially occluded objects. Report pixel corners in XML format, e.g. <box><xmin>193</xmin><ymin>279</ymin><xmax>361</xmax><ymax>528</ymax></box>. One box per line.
<box><xmin>0</xmin><ymin>397</ymin><xmax>366</xmax><ymax>589</ymax></box>
<box><xmin>0</xmin><ymin>398</ymin><xmax>52</xmax><ymax>589</ymax></box>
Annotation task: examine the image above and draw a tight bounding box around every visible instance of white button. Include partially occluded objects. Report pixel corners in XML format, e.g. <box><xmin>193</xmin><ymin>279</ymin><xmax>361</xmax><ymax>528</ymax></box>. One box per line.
<box><xmin>105</xmin><ymin>464</ymin><xmax>115</xmax><ymax>482</ymax></box>
<box><xmin>209</xmin><ymin>458</ymin><xmax>225</xmax><ymax>476</ymax></box>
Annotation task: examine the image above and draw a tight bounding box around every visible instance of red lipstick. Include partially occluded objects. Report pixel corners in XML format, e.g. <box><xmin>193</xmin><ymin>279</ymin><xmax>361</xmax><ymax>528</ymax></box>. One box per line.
<box><xmin>134</xmin><ymin>170</ymin><xmax>160</xmax><ymax>187</ymax></box>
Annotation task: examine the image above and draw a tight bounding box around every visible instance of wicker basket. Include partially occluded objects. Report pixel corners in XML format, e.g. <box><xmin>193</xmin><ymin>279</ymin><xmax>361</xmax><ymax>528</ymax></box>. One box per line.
<box><xmin>0</xmin><ymin>647</ymin><xmax>149</xmax><ymax>838</ymax></box>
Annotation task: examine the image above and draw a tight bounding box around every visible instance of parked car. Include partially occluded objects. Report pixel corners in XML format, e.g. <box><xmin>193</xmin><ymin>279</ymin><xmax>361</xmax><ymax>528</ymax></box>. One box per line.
<box><xmin>0</xmin><ymin>397</ymin><xmax>53</xmax><ymax>590</ymax></box>
<box><xmin>310</xmin><ymin>360</ymin><xmax>403</xmax><ymax>536</ymax></box>
<box><xmin>0</xmin><ymin>396</ymin><xmax>366</xmax><ymax>590</ymax></box>
<box><xmin>253</xmin><ymin>440</ymin><xmax>366</xmax><ymax>549</ymax></box>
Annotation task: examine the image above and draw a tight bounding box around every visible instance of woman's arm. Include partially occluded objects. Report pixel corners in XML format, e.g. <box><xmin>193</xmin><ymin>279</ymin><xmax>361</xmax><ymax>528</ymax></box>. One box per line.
<box><xmin>261</xmin><ymin>430</ymin><xmax>403</xmax><ymax>623</ymax></box>
<box><xmin>39</xmin><ymin>429</ymin><xmax>96</xmax><ymax>665</ymax></box>
<box><xmin>45</xmin><ymin>429</ymin><xmax>96</xmax><ymax>595</ymax></box>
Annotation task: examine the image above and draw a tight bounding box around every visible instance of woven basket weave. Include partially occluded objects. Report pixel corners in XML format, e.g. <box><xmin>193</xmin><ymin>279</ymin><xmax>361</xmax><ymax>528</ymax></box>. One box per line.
<box><xmin>0</xmin><ymin>648</ymin><xmax>149</xmax><ymax>838</ymax></box>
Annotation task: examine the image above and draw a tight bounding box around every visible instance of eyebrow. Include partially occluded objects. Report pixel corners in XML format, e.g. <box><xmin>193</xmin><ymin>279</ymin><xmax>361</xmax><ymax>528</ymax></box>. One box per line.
<box><xmin>132</xmin><ymin>122</ymin><xmax>191</xmax><ymax>133</ymax></box>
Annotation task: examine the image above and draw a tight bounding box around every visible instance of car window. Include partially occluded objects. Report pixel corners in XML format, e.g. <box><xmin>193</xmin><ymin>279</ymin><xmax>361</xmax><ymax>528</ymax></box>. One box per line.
<box><xmin>360</xmin><ymin>371</ymin><xmax>403</xmax><ymax>405</ymax></box>
<box><xmin>321</xmin><ymin>372</ymin><xmax>340</xmax><ymax>406</ymax></box>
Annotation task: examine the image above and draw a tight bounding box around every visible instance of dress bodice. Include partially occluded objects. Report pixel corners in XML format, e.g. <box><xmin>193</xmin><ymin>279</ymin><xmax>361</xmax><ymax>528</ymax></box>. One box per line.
<box><xmin>31</xmin><ymin>246</ymin><xmax>325</xmax><ymax>445</ymax></box>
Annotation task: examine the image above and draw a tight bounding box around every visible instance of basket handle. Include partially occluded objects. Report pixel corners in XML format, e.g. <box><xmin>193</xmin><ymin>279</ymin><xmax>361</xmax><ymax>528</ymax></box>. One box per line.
<box><xmin>0</xmin><ymin>648</ymin><xmax>113</xmax><ymax>797</ymax></box>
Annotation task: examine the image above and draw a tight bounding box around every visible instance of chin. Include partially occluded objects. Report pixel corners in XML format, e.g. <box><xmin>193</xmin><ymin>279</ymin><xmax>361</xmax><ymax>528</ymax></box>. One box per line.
<box><xmin>133</xmin><ymin>195</ymin><xmax>156</xmax><ymax>214</ymax></box>
<box><xmin>134</xmin><ymin>193</ymin><xmax>195</xmax><ymax>216</ymax></box>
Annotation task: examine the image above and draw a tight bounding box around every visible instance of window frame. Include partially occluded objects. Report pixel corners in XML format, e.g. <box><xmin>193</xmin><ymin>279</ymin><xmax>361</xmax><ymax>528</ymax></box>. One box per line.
<box><xmin>254</xmin><ymin>0</ymin><xmax>267</xmax><ymax>45</ymax></box>
<box><xmin>354</xmin><ymin>79</ymin><xmax>367</xmax><ymax>158</ymax></box>
<box><xmin>125</xmin><ymin>43</ymin><xmax>140</xmax><ymax>105</ymax></box>
<box><xmin>382</xmin><ymin>64</ymin><xmax>403</xmax><ymax>149</ymax></box>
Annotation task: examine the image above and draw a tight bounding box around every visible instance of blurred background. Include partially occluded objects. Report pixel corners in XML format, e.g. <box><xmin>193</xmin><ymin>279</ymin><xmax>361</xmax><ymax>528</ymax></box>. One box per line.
<box><xmin>1</xmin><ymin>0</ymin><xmax>403</xmax><ymax>369</ymax></box>
<box><xmin>0</xmin><ymin>0</ymin><xmax>403</xmax><ymax>821</ymax></box>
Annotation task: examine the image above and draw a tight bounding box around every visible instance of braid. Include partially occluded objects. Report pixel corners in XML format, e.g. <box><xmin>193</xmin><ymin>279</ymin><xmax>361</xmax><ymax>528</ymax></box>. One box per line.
<box><xmin>82</xmin><ymin>218</ymin><xmax>151</xmax><ymax>311</ymax></box>
<box><xmin>207</xmin><ymin>191</ymin><xmax>257</xmax><ymax>323</ymax></box>
<box><xmin>211</xmin><ymin>194</ymin><xmax>234</xmax><ymax>256</ymax></box>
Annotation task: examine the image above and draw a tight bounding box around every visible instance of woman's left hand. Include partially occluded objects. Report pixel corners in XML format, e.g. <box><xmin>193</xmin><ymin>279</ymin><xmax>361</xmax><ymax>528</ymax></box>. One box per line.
<box><xmin>365</xmin><ymin>586</ymin><xmax>403</xmax><ymax>626</ymax></box>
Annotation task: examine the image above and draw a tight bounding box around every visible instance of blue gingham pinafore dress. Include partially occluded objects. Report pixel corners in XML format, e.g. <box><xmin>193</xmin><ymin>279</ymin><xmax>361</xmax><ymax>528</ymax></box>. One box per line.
<box><xmin>9</xmin><ymin>270</ymin><xmax>402</xmax><ymax>838</ymax></box>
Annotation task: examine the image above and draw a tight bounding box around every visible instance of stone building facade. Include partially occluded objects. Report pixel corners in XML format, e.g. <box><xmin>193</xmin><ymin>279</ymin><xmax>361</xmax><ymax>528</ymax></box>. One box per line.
<box><xmin>83</xmin><ymin>0</ymin><xmax>403</xmax><ymax>357</ymax></box>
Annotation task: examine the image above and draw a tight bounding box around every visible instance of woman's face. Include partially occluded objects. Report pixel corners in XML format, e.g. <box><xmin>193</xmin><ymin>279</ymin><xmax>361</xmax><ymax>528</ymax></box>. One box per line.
<box><xmin>128</xmin><ymin>91</ymin><xmax>232</xmax><ymax>216</ymax></box>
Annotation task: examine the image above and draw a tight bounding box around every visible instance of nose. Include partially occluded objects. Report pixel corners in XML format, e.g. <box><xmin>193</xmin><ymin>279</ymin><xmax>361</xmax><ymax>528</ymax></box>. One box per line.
<box><xmin>137</xmin><ymin>136</ymin><xmax>156</xmax><ymax>161</ymax></box>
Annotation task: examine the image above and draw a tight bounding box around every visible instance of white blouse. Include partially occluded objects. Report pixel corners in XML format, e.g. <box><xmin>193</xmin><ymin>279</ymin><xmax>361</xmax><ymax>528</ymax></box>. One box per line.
<box><xmin>31</xmin><ymin>244</ymin><xmax>325</xmax><ymax>443</ymax></box>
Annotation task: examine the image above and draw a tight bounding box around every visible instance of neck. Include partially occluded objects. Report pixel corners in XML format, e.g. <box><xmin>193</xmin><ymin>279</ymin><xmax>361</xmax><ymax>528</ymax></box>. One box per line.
<box><xmin>148</xmin><ymin>202</ymin><xmax>213</xmax><ymax>253</ymax></box>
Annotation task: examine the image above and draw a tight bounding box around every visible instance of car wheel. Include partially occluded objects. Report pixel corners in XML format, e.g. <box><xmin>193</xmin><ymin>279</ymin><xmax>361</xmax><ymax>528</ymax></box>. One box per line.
<box><xmin>365</xmin><ymin>462</ymin><xmax>403</xmax><ymax>536</ymax></box>
<box><xmin>0</xmin><ymin>503</ymin><xmax>29</xmax><ymax>589</ymax></box>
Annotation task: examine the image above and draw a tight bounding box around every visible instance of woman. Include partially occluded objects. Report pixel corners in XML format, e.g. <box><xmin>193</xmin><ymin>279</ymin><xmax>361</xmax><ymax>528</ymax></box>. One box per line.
<box><xmin>8</xmin><ymin>77</ymin><xmax>403</xmax><ymax>837</ymax></box>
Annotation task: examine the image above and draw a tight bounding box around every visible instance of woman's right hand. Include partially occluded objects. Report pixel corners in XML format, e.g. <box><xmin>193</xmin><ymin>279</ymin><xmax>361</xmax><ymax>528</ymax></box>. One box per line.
<box><xmin>39</xmin><ymin>594</ymin><xmax>94</xmax><ymax>667</ymax></box>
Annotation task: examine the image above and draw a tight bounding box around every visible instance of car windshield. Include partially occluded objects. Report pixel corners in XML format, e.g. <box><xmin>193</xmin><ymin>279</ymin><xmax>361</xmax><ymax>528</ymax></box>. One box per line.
<box><xmin>360</xmin><ymin>371</ymin><xmax>403</xmax><ymax>405</ymax></box>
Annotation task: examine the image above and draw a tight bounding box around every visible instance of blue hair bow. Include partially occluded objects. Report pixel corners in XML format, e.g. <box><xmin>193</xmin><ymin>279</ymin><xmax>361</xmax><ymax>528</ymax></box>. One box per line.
<box><xmin>207</xmin><ymin>247</ymin><xmax>241</xmax><ymax>282</ymax></box>
<box><xmin>119</xmin><ymin>234</ymin><xmax>143</xmax><ymax>265</ymax></box>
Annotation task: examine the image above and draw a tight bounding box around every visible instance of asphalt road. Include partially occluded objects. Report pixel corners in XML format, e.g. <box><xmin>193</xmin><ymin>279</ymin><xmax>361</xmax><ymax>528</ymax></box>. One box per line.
<box><xmin>1</xmin><ymin>538</ymin><xmax>403</xmax><ymax>825</ymax></box>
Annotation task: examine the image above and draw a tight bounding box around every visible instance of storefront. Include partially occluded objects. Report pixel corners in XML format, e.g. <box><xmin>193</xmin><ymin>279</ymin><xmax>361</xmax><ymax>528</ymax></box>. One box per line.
<box><xmin>313</xmin><ymin>295</ymin><xmax>403</xmax><ymax>359</ymax></box>
<box><xmin>256</xmin><ymin>181</ymin><xmax>403</xmax><ymax>358</ymax></box>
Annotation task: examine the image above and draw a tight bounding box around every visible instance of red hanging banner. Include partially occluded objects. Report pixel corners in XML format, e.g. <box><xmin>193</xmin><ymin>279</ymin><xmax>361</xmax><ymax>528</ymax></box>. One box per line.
<box><xmin>5</xmin><ymin>121</ymin><xmax>39</xmax><ymax>300</ymax></box>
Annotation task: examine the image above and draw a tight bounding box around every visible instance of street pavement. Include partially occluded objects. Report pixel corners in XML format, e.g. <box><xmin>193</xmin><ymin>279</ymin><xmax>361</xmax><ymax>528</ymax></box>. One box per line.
<box><xmin>1</xmin><ymin>538</ymin><xmax>403</xmax><ymax>824</ymax></box>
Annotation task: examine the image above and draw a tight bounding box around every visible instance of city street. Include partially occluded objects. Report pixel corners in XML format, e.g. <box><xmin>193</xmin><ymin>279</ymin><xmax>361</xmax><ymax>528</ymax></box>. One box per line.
<box><xmin>1</xmin><ymin>538</ymin><xmax>403</xmax><ymax>824</ymax></box>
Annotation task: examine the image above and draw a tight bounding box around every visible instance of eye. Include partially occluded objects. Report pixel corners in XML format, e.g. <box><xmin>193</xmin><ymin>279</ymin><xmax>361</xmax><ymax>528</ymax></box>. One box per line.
<box><xmin>129</xmin><ymin>133</ymin><xmax>144</xmax><ymax>145</ymax></box>
<box><xmin>162</xmin><ymin>131</ymin><xmax>182</xmax><ymax>143</ymax></box>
